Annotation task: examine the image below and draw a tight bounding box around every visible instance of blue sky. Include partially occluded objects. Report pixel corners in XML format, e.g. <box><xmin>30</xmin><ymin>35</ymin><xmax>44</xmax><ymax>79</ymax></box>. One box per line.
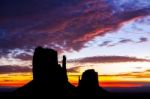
<box><xmin>64</xmin><ymin>16</ymin><xmax>150</xmax><ymax>59</ymax></box>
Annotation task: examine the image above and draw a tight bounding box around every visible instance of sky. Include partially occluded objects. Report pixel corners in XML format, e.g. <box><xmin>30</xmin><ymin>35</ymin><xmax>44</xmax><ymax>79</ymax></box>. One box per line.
<box><xmin>0</xmin><ymin>0</ymin><xmax>150</xmax><ymax>91</ymax></box>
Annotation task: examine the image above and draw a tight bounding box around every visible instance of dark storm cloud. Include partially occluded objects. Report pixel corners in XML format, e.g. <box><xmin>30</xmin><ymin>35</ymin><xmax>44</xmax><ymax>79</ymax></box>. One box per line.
<box><xmin>0</xmin><ymin>0</ymin><xmax>150</xmax><ymax>58</ymax></box>
<box><xmin>68</xmin><ymin>56</ymin><xmax>150</xmax><ymax>63</ymax></box>
<box><xmin>0</xmin><ymin>65</ymin><xmax>31</xmax><ymax>74</ymax></box>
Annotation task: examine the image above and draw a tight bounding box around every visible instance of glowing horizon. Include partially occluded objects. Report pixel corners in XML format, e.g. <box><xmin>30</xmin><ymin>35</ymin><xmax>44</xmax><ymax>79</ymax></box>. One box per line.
<box><xmin>0</xmin><ymin>61</ymin><xmax>150</xmax><ymax>88</ymax></box>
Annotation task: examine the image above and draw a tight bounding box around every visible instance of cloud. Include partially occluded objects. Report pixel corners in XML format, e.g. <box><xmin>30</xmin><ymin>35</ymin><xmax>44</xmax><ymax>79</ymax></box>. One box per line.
<box><xmin>0</xmin><ymin>65</ymin><xmax>31</xmax><ymax>74</ymax></box>
<box><xmin>68</xmin><ymin>56</ymin><xmax>150</xmax><ymax>63</ymax></box>
<box><xmin>118</xmin><ymin>39</ymin><xmax>133</xmax><ymax>43</ymax></box>
<box><xmin>99</xmin><ymin>41</ymin><xmax>111</xmax><ymax>47</ymax></box>
<box><xmin>67</xmin><ymin>67</ymin><xmax>80</xmax><ymax>73</ymax></box>
<box><xmin>99</xmin><ymin>39</ymin><xmax>133</xmax><ymax>47</ymax></box>
<box><xmin>102</xmin><ymin>37</ymin><xmax>148</xmax><ymax>47</ymax></box>
<box><xmin>13</xmin><ymin>53</ymin><xmax>32</xmax><ymax>61</ymax></box>
<box><xmin>0</xmin><ymin>0</ymin><xmax>150</xmax><ymax>58</ymax></box>
<box><xmin>108</xmin><ymin>38</ymin><xmax>134</xmax><ymax>47</ymax></box>
<box><xmin>137</xmin><ymin>37</ymin><xmax>148</xmax><ymax>43</ymax></box>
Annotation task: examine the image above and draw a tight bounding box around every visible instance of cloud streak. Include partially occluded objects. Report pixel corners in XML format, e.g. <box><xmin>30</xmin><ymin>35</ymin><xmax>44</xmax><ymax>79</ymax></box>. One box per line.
<box><xmin>99</xmin><ymin>41</ymin><xmax>112</xmax><ymax>47</ymax></box>
<box><xmin>68</xmin><ymin>56</ymin><xmax>150</xmax><ymax>63</ymax></box>
<box><xmin>0</xmin><ymin>65</ymin><xmax>31</xmax><ymax>74</ymax></box>
<box><xmin>99</xmin><ymin>37</ymin><xmax>149</xmax><ymax>47</ymax></box>
<box><xmin>67</xmin><ymin>67</ymin><xmax>80</xmax><ymax>73</ymax></box>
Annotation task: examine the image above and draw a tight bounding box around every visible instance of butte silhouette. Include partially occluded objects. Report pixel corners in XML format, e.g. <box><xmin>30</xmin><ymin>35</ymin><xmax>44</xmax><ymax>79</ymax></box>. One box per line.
<box><xmin>77</xmin><ymin>69</ymin><xmax>109</xmax><ymax>98</ymax></box>
<box><xmin>14</xmin><ymin>47</ymin><xmax>75</xmax><ymax>98</ymax></box>
<box><xmin>13</xmin><ymin>46</ymin><xmax>108</xmax><ymax>98</ymax></box>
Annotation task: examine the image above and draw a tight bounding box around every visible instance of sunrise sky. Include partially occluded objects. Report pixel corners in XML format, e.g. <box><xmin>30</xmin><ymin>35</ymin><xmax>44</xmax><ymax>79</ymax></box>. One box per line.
<box><xmin>0</xmin><ymin>0</ymin><xmax>150</xmax><ymax>91</ymax></box>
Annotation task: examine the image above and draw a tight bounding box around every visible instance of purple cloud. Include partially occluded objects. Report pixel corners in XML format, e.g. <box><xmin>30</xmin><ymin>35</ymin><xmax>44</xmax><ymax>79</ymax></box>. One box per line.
<box><xmin>99</xmin><ymin>41</ymin><xmax>112</xmax><ymax>47</ymax></box>
<box><xmin>118</xmin><ymin>39</ymin><xmax>133</xmax><ymax>43</ymax></box>
<box><xmin>137</xmin><ymin>37</ymin><xmax>148</xmax><ymax>43</ymax></box>
<box><xmin>0</xmin><ymin>65</ymin><xmax>31</xmax><ymax>74</ymax></box>
<box><xmin>68</xmin><ymin>56</ymin><xmax>150</xmax><ymax>63</ymax></box>
<box><xmin>0</xmin><ymin>0</ymin><xmax>150</xmax><ymax>58</ymax></box>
